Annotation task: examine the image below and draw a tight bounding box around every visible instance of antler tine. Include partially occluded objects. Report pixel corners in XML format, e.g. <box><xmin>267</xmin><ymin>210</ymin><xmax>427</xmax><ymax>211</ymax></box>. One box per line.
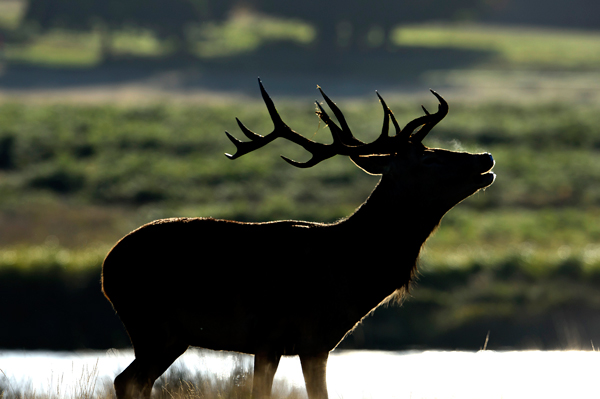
<box><xmin>258</xmin><ymin>78</ymin><xmax>286</xmax><ymax>128</ymax></box>
<box><xmin>410</xmin><ymin>89</ymin><xmax>449</xmax><ymax>143</ymax></box>
<box><xmin>281</xmin><ymin>153</ymin><xmax>329</xmax><ymax>168</ymax></box>
<box><xmin>378</xmin><ymin>98</ymin><xmax>390</xmax><ymax>142</ymax></box>
<box><xmin>223</xmin><ymin>120</ymin><xmax>277</xmax><ymax>160</ymax></box>
<box><xmin>314</xmin><ymin>100</ymin><xmax>345</xmax><ymax>144</ymax></box>
<box><xmin>375</xmin><ymin>91</ymin><xmax>401</xmax><ymax>137</ymax></box>
<box><xmin>400</xmin><ymin>89</ymin><xmax>448</xmax><ymax>143</ymax></box>
<box><xmin>317</xmin><ymin>86</ymin><xmax>365</xmax><ymax>146</ymax></box>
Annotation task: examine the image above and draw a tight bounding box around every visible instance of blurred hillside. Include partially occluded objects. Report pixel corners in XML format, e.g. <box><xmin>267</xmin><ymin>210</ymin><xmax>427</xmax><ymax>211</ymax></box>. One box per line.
<box><xmin>1</xmin><ymin>0</ymin><xmax>600</xmax><ymax>351</ymax></box>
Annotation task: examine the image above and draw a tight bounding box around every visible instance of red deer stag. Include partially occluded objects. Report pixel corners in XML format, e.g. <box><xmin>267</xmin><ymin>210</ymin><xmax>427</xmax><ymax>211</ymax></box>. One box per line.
<box><xmin>101</xmin><ymin>79</ymin><xmax>495</xmax><ymax>399</ymax></box>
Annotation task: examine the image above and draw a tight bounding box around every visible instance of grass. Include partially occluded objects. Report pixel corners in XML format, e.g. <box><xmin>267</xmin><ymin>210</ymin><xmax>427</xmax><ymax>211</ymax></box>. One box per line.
<box><xmin>0</xmin><ymin>98</ymin><xmax>599</xmax><ymax>255</ymax></box>
<box><xmin>0</xmin><ymin>244</ymin><xmax>108</xmax><ymax>272</ymax></box>
<box><xmin>6</xmin><ymin>30</ymin><xmax>101</xmax><ymax>67</ymax></box>
<box><xmin>392</xmin><ymin>23</ymin><xmax>600</xmax><ymax>70</ymax></box>
<box><xmin>192</xmin><ymin>12</ymin><xmax>315</xmax><ymax>58</ymax></box>
<box><xmin>2</xmin><ymin>207</ymin><xmax>600</xmax><ymax>274</ymax></box>
<box><xmin>1</xmin><ymin>98</ymin><xmax>600</xmax><ymax>351</ymax></box>
<box><xmin>2</xmin><ymin>99</ymin><xmax>600</xmax><ymax>207</ymax></box>
<box><xmin>0</xmin><ymin>362</ymin><xmax>305</xmax><ymax>399</ymax></box>
<box><xmin>5</xmin><ymin>29</ymin><xmax>167</xmax><ymax>67</ymax></box>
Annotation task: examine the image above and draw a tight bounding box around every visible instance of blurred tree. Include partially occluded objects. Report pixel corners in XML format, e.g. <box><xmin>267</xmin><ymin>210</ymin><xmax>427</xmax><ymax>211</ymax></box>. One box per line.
<box><xmin>246</xmin><ymin>0</ymin><xmax>481</xmax><ymax>56</ymax></box>
<box><xmin>22</xmin><ymin>0</ymin><xmax>232</xmax><ymax>58</ymax></box>
<box><xmin>480</xmin><ymin>0</ymin><xmax>600</xmax><ymax>29</ymax></box>
<box><xmin>20</xmin><ymin>0</ymin><xmax>600</xmax><ymax>65</ymax></box>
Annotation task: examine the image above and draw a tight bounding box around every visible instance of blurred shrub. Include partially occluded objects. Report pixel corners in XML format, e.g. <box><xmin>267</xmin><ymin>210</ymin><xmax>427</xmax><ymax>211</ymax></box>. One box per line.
<box><xmin>1</xmin><ymin>100</ymin><xmax>599</xmax><ymax>211</ymax></box>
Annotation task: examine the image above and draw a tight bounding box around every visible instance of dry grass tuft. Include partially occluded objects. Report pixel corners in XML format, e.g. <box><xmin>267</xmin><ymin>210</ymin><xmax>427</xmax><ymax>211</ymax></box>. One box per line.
<box><xmin>1</xmin><ymin>362</ymin><xmax>306</xmax><ymax>399</ymax></box>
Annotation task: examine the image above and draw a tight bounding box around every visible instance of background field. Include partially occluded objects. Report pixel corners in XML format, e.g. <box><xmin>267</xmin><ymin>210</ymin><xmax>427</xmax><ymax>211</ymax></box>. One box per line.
<box><xmin>1</xmin><ymin>0</ymin><xmax>600</xmax><ymax>351</ymax></box>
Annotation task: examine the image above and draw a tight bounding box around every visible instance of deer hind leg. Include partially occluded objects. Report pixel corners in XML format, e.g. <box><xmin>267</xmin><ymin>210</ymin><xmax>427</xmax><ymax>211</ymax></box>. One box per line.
<box><xmin>113</xmin><ymin>315</ymin><xmax>189</xmax><ymax>399</ymax></box>
<box><xmin>114</xmin><ymin>341</ymin><xmax>188</xmax><ymax>399</ymax></box>
<box><xmin>252</xmin><ymin>351</ymin><xmax>282</xmax><ymax>398</ymax></box>
<box><xmin>299</xmin><ymin>352</ymin><xmax>329</xmax><ymax>399</ymax></box>
<box><xmin>114</xmin><ymin>357</ymin><xmax>153</xmax><ymax>399</ymax></box>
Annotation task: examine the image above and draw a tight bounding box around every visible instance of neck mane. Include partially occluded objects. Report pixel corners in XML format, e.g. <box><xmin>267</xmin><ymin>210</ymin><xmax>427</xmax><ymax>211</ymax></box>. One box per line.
<box><xmin>339</xmin><ymin>175</ymin><xmax>448</xmax><ymax>299</ymax></box>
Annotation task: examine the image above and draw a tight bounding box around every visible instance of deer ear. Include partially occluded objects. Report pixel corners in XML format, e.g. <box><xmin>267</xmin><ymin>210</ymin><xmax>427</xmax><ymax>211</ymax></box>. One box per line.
<box><xmin>350</xmin><ymin>155</ymin><xmax>391</xmax><ymax>175</ymax></box>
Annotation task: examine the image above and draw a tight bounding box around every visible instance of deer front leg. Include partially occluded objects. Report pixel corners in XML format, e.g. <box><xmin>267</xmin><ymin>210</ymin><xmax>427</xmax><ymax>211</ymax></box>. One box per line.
<box><xmin>252</xmin><ymin>351</ymin><xmax>281</xmax><ymax>398</ymax></box>
<box><xmin>299</xmin><ymin>352</ymin><xmax>329</xmax><ymax>399</ymax></box>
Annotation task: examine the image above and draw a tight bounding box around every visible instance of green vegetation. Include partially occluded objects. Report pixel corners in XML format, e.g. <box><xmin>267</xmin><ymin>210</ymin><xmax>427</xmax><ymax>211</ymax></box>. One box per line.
<box><xmin>5</xmin><ymin>29</ymin><xmax>164</xmax><ymax>67</ymax></box>
<box><xmin>1</xmin><ymin>99</ymin><xmax>599</xmax><ymax>220</ymax></box>
<box><xmin>393</xmin><ymin>24</ymin><xmax>600</xmax><ymax>70</ymax></box>
<box><xmin>0</xmin><ymin>93</ymin><xmax>599</xmax><ymax>349</ymax></box>
<box><xmin>193</xmin><ymin>14</ymin><xmax>315</xmax><ymax>58</ymax></box>
<box><xmin>2</xmin><ymin>1</ymin><xmax>600</xmax><ymax>350</ymax></box>
<box><xmin>0</xmin><ymin>0</ymin><xmax>25</xmax><ymax>30</ymax></box>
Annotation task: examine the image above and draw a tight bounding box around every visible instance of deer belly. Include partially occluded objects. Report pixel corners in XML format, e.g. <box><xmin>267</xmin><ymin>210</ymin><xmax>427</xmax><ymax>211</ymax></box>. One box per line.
<box><xmin>177</xmin><ymin>306</ymin><xmax>343</xmax><ymax>355</ymax></box>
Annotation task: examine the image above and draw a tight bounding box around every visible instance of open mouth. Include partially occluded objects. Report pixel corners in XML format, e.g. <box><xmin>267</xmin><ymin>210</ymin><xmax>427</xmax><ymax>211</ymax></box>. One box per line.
<box><xmin>473</xmin><ymin>154</ymin><xmax>496</xmax><ymax>188</ymax></box>
<box><xmin>475</xmin><ymin>171</ymin><xmax>496</xmax><ymax>187</ymax></box>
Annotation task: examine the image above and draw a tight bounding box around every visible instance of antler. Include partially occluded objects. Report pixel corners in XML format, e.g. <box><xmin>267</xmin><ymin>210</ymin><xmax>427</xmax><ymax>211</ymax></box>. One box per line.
<box><xmin>225</xmin><ymin>79</ymin><xmax>355</xmax><ymax>167</ymax></box>
<box><xmin>225</xmin><ymin>79</ymin><xmax>448</xmax><ymax>168</ymax></box>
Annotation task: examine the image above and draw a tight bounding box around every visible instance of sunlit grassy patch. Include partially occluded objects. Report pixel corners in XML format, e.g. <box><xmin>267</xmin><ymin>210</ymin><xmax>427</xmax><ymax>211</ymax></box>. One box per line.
<box><xmin>192</xmin><ymin>12</ymin><xmax>315</xmax><ymax>58</ymax></box>
<box><xmin>6</xmin><ymin>30</ymin><xmax>102</xmax><ymax>67</ymax></box>
<box><xmin>0</xmin><ymin>0</ymin><xmax>25</xmax><ymax>30</ymax></box>
<box><xmin>5</xmin><ymin>28</ymin><xmax>169</xmax><ymax>67</ymax></box>
<box><xmin>1</xmin><ymin>99</ymin><xmax>600</xmax><ymax>256</ymax></box>
<box><xmin>0</xmin><ymin>244</ymin><xmax>108</xmax><ymax>272</ymax></box>
<box><xmin>110</xmin><ymin>29</ymin><xmax>167</xmax><ymax>58</ymax></box>
<box><xmin>392</xmin><ymin>24</ymin><xmax>600</xmax><ymax>69</ymax></box>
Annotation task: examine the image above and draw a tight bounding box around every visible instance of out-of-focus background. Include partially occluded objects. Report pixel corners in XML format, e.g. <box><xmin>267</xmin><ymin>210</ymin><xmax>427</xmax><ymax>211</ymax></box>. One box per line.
<box><xmin>1</xmin><ymin>0</ymin><xmax>600</xmax><ymax>352</ymax></box>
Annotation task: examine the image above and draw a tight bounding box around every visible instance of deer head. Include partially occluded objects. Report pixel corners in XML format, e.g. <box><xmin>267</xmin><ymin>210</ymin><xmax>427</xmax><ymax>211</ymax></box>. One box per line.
<box><xmin>225</xmin><ymin>79</ymin><xmax>495</xmax><ymax>217</ymax></box>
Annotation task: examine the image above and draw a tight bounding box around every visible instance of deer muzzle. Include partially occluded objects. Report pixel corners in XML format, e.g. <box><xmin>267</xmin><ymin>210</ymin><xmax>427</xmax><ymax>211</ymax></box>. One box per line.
<box><xmin>473</xmin><ymin>152</ymin><xmax>495</xmax><ymax>188</ymax></box>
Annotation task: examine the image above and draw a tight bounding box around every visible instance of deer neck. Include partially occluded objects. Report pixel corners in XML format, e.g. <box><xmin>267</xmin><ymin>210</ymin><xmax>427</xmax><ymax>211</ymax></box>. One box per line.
<box><xmin>326</xmin><ymin>176</ymin><xmax>448</xmax><ymax>320</ymax></box>
<box><xmin>344</xmin><ymin>176</ymin><xmax>446</xmax><ymax>248</ymax></box>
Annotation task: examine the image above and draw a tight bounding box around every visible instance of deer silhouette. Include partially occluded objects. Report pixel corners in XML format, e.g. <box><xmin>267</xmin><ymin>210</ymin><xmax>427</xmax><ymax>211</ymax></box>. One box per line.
<box><xmin>101</xmin><ymin>79</ymin><xmax>495</xmax><ymax>399</ymax></box>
